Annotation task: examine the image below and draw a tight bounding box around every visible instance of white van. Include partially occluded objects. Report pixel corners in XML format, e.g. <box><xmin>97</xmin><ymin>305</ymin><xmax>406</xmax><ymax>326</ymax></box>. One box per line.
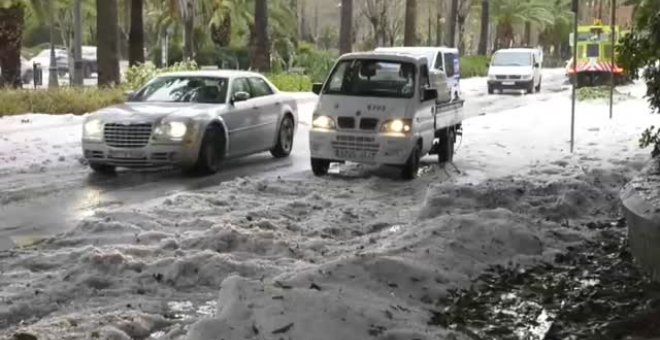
<box><xmin>487</xmin><ymin>48</ymin><xmax>542</xmax><ymax>94</ymax></box>
<box><xmin>375</xmin><ymin>46</ymin><xmax>461</xmax><ymax>101</ymax></box>
<box><xmin>309</xmin><ymin>52</ymin><xmax>465</xmax><ymax>180</ymax></box>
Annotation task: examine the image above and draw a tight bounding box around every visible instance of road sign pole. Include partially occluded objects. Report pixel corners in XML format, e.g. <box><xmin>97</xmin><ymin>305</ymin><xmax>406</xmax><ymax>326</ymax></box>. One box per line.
<box><xmin>609</xmin><ymin>0</ymin><xmax>616</xmax><ymax>119</ymax></box>
<box><xmin>571</xmin><ymin>0</ymin><xmax>579</xmax><ymax>153</ymax></box>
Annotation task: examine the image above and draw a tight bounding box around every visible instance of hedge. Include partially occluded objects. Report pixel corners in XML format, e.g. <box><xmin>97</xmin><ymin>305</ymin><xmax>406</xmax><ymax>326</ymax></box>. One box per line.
<box><xmin>461</xmin><ymin>56</ymin><xmax>490</xmax><ymax>78</ymax></box>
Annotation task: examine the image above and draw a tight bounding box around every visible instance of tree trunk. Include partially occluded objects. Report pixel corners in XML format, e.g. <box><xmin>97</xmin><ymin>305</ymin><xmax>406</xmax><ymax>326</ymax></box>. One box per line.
<box><xmin>97</xmin><ymin>0</ymin><xmax>120</xmax><ymax>87</ymax></box>
<box><xmin>183</xmin><ymin>0</ymin><xmax>194</xmax><ymax>60</ymax></box>
<box><xmin>449</xmin><ymin>0</ymin><xmax>458</xmax><ymax>47</ymax></box>
<box><xmin>478</xmin><ymin>0</ymin><xmax>489</xmax><ymax>55</ymax></box>
<box><xmin>129</xmin><ymin>0</ymin><xmax>144</xmax><ymax>66</ymax></box>
<box><xmin>339</xmin><ymin>0</ymin><xmax>353</xmax><ymax>54</ymax></box>
<box><xmin>0</xmin><ymin>4</ymin><xmax>23</xmax><ymax>88</ymax></box>
<box><xmin>524</xmin><ymin>21</ymin><xmax>531</xmax><ymax>46</ymax></box>
<box><xmin>404</xmin><ymin>0</ymin><xmax>417</xmax><ymax>46</ymax></box>
<box><xmin>251</xmin><ymin>0</ymin><xmax>271</xmax><ymax>72</ymax></box>
<box><xmin>457</xmin><ymin>13</ymin><xmax>466</xmax><ymax>54</ymax></box>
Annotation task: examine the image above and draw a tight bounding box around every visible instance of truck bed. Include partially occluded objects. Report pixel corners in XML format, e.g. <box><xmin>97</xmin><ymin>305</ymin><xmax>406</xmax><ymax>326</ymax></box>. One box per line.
<box><xmin>434</xmin><ymin>99</ymin><xmax>465</xmax><ymax>130</ymax></box>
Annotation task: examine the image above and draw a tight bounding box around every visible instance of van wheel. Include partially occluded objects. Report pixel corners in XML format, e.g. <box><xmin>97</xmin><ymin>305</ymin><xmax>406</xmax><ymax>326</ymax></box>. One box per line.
<box><xmin>535</xmin><ymin>79</ymin><xmax>542</xmax><ymax>92</ymax></box>
<box><xmin>438</xmin><ymin>128</ymin><xmax>455</xmax><ymax>164</ymax></box>
<box><xmin>193</xmin><ymin>125</ymin><xmax>225</xmax><ymax>175</ymax></box>
<box><xmin>401</xmin><ymin>144</ymin><xmax>421</xmax><ymax>180</ymax></box>
<box><xmin>311</xmin><ymin>158</ymin><xmax>330</xmax><ymax>176</ymax></box>
<box><xmin>526</xmin><ymin>81</ymin><xmax>535</xmax><ymax>94</ymax></box>
<box><xmin>488</xmin><ymin>86</ymin><xmax>494</xmax><ymax>95</ymax></box>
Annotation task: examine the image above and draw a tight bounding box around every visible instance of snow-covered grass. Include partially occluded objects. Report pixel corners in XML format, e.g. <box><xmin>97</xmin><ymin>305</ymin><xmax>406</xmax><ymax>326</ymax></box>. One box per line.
<box><xmin>0</xmin><ymin>82</ymin><xmax>656</xmax><ymax>339</ymax></box>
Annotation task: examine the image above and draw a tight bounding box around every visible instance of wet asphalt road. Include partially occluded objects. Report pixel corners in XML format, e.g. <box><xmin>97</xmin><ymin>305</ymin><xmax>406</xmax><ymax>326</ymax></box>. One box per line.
<box><xmin>0</xmin><ymin>70</ymin><xmax>569</xmax><ymax>251</ymax></box>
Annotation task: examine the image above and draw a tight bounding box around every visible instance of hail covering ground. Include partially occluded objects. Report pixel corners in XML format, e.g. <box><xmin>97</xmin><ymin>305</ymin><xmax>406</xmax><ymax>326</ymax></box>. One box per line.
<box><xmin>0</xmin><ymin>71</ymin><xmax>656</xmax><ymax>339</ymax></box>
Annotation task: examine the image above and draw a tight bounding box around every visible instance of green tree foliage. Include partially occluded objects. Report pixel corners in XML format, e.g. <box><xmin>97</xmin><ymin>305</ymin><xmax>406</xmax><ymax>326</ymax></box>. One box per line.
<box><xmin>619</xmin><ymin>0</ymin><xmax>660</xmax><ymax>156</ymax></box>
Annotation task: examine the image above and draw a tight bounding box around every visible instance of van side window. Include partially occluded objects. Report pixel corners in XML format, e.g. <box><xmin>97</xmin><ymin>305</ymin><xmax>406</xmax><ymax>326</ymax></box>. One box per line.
<box><xmin>434</xmin><ymin>52</ymin><xmax>444</xmax><ymax>71</ymax></box>
<box><xmin>444</xmin><ymin>53</ymin><xmax>456</xmax><ymax>77</ymax></box>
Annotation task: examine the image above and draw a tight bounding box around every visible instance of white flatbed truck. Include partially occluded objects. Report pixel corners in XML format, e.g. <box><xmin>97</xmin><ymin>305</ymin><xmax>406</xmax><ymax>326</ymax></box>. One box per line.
<box><xmin>309</xmin><ymin>51</ymin><xmax>465</xmax><ymax>179</ymax></box>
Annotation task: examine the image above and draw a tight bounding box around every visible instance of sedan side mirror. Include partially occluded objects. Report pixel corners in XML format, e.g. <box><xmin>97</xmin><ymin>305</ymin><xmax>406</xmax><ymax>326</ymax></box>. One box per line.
<box><xmin>231</xmin><ymin>91</ymin><xmax>250</xmax><ymax>104</ymax></box>
<box><xmin>312</xmin><ymin>83</ymin><xmax>323</xmax><ymax>95</ymax></box>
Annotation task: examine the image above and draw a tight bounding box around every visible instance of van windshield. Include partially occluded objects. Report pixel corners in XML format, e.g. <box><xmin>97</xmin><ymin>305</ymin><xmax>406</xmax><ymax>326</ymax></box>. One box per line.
<box><xmin>324</xmin><ymin>59</ymin><xmax>416</xmax><ymax>98</ymax></box>
<box><xmin>491</xmin><ymin>52</ymin><xmax>532</xmax><ymax>67</ymax></box>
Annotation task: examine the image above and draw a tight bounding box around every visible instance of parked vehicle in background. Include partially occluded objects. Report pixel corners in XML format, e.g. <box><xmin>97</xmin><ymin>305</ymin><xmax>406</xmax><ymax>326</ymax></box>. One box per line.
<box><xmin>82</xmin><ymin>70</ymin><xmax>298</xmax><ymax>175</ymax></box>
<box><xmin>309</xmin><ymin>52</ymin><xmax>465</xmax><ymax>180</ymax></box>
<box><xmin>81</xmin><ymin>46</ymin><xmax>98</xmax><ymax>78</ymax></box>
<box><xmin>29</xmin><ymin>48</ymin><xmax>69</xmax><ymax>77</ymax></box>
<box><xmin>487</xmin><ymin>48</ymin><xmax>542</xmax><ymax>94</ymax></box>
<box><xmin>374</xmin><ymin>46</ymin><xmax>461</xmax><ymax>101</ymax></box>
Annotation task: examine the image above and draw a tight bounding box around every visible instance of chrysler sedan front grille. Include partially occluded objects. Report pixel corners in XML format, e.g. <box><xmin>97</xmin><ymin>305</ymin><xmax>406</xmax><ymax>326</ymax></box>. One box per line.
<box><xmin>104</xmin><ymin>123</ymin><xmax>152</xmax><ymax>148</ymax></box>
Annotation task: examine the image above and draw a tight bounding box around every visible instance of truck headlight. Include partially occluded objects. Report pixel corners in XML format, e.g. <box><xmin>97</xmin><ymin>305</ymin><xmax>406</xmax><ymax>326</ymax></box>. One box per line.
<box><xmin>153</xmin><ymin>121</ymin><xmax>188</xmax><ymax>140</ymax></box>
<box><xmin>312</xmin><ymin>115</ymin><xmax>336</xmax><ymax>130</ymax></box>
<box><xmin>83</xmin><ymin>119</ymin><xmax>103</xmax><ymax>141</ymax></box>
<box><xmin>381</xmin><ymin>119</ymin><xmax>412</xmax><ymax>133</ymax></box>
<box><xmin>522</xmin><ymin>74</ymin><xmax>533</xmax><ymax>80</ymax></box>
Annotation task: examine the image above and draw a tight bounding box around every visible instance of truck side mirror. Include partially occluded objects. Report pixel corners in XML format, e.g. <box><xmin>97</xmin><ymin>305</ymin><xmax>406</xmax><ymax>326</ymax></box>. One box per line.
<box><xmin>423</xmin><ymin>88</ymin><xmax>438</xmax><ymax>101</ymax></box>
<box><xmin>312</xmin><ymin>83</ymin><xmax>323</xmax><ymax>95</ymax></box>
<box><xmin>534</xmin><ymin>62</ymin><xmax>540</xmax><ymax>68</ymax></box>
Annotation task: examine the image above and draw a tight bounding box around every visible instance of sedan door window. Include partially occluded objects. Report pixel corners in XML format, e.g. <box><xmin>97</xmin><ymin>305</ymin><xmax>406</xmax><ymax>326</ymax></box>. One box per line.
<box><xmin>231</xmin><ymin>78</ymin><xmax>252</xmax><ymax>98</ymax></box>
<box><xmin>248</xmin><ymin>77</ymin><xmax>274</xmax><ymax>98</ymax></box>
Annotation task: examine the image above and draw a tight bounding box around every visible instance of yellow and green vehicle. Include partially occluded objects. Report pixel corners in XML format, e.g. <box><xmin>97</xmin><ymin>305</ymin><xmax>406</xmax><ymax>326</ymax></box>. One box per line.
<box><xmin>567</xmin><ymin>20</ymin><xmax>628</xmax><ymax>87</ymax></box>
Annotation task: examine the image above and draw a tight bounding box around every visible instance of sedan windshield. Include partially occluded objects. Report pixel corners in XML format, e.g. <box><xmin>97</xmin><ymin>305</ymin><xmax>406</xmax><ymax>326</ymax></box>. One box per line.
<box><xmin>491</xmin><ymin>52</ymin><xmax>532</xmax><ymax>67</ymax></box>
<box><xmin>324</xmin><ymin>59</ymin><xmax>416</xmax><ymax>98</ymax></box>
<box><xmin>130</xmin><ymin>76</ymin><xmax>229</xmax><ymax>104</ymax></box>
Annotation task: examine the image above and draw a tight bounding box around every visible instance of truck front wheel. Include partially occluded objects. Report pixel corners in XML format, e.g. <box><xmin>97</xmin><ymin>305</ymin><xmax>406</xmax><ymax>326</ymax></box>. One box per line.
<box><xmin>311</xmin><ymin>158</ymin><xmax>330</xmax><ymax>176</ymax></box>
<box><xmin>401</xmin><ymin>144</ymin><xmax>421</xmax><ymax>180</ymax></box>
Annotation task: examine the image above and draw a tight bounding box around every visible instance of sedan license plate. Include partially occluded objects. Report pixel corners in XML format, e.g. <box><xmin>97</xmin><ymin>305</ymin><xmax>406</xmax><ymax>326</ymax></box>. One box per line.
<box><xmin>110</xmin><ymin>150</ymin><xmax>145</xmax><ymax>159</ymax></box>
<box><xmin>335</xmin><ymin>148</ymin><xmax>376</xmax><ymax>161</ymax></box>
<box><xmin>502</xmin><ymin>81</ymin><xmax>515</xmax><ymax>86</ymax></box>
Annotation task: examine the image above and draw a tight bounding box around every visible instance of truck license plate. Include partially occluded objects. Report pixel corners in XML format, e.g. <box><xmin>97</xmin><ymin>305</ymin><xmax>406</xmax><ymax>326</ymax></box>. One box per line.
<box><xmin>110</xmin><ymin>150</ymin><xmax>144</xmax><ymax>159</ymax></box>
<box><xmin>334</xmin><ymin>149</ymin><xmax>376</xmax><ymax>161</ymax></box>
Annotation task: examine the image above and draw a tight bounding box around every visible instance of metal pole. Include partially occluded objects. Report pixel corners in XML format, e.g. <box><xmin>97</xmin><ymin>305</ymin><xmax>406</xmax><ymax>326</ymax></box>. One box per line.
<box><xmin>609</xmin><ymin>0</ymin><xmax>616</xmax><ymax>119</ymax></box>
<box><xmin>73</xmin><ymin>0</ymin><xmax>83</xmax><ymax>86</ymax></box>
<box><xmin>570</xmin><ymin>1</ymin><xmax>579</xmax><ymax>153</ymax></box>
<box><xmin>48</xmin><ymin>1</ymin><xmax>59</xmax><ymax>88</ymax></box>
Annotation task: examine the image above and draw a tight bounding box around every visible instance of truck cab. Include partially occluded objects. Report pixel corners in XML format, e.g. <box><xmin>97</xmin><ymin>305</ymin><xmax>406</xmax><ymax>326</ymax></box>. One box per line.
<box><xmin>309</xmin><ymin>52</ymin><xmax>464</xmax><ymax>180</ymax></box>
<box><xmin>374</xmin><ymin>46</ymin><xmax>461</xmax><ymax>101</ymax></box>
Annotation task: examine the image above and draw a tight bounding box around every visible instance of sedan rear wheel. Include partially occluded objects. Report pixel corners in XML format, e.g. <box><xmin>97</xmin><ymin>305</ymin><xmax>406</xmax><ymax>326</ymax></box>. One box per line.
<box><xmin>270</xmin><ymin>115</ymin><xmax>295</xmax><ymax>158</ymax></box>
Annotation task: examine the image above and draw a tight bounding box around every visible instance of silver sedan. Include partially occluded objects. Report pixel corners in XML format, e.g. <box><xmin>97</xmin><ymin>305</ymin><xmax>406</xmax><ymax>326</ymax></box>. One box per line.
<box><xmin>82</xmin><ymin>70</ymin><xmax>298</xmax><ymax>174</ymax></box>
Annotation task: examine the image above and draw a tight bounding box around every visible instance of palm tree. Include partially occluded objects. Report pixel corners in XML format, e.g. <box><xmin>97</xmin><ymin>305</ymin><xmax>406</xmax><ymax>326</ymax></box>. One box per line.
<box><xmin>251</xmin><ymin>0</ymin><xmax>270</xmax><ymax>71</ymax></box>
<box><xmin>129</xmin><ymin>0</ymin><xmax>145</xmax><ymax>66</ymax></box>
<box><xmin>339</xmin><ymin>0</ymin><xmax>353</xmax><ymax>54</ymax></box>
<box><xmin>0</xmin><ymin>1</ymin><xmax>24</xmax><ymax>87</ymax></box>
<box><xmin>404</xmin><ymin>0</ymin><xmax>417</xmax><ymax>46</ymax></box>
<box><xmin>478</xmin><ymin>0</ymin><xmax>490</xmax><ymax>54</ymax></box>
<box><xmin>491</xmin><ymin>0</ymin><xmax>554</xmax><ymax>49</ymax></box>
<box><xmin>97</xmin><ymin>0</ymin><xmax>120</xmax><ymax>86</ymax></box>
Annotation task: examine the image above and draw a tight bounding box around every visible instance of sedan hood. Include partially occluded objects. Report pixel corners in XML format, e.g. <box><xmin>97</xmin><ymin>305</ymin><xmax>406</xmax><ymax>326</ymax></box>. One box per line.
<box><xmin>91</xmin><ymin>102</ymin><xmax>227</xmax><ymax>123</ymax></box>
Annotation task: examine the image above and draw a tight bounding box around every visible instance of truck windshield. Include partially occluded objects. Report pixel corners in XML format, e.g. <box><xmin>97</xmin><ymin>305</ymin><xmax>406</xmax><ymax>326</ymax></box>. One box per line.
<box><xmin>130</xmin><ymin>76</ymin><xmax>229</xmax><ymax>104</ymax></box>
<box><xmin>491</xmin><ymin>52</ymin><xmax>532</xmax><ymax>67</ymax></box>
<box><xmin>324</xmin><ymin>59</ymin><xmax>416</xmax><ymax>98</ymax></box>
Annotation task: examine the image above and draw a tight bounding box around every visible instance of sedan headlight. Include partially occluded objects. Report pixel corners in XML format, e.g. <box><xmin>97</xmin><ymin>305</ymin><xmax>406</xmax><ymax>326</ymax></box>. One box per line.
<box><xmin>312</xmin><ymin>115</ymin><xmax>336</xmax><ymax>130</ymax></box>
<box><xmin>381</xmin><ymin>119</ymin><xmax>412</xmax><ymax>134</ymax></box>
<box><xmin>83</xmin><ymin>119</ymin><xmax>103</xmax><ymax>140</ymax></box>
<box><xmin>153</xmin><ymin>121</ymin><xmax>188</xmax><ymax>140</ymax></box>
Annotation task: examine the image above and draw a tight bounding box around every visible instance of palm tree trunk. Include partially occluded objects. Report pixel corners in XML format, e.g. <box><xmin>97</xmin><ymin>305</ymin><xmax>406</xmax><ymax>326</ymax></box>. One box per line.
<box><xmin>251</xmin><ymin>0</ymin><xmax>270</xmax><ymax>72</ymax></box>
<box><xmin>183</xmin><ymin>0</ymin><xmax>194</xmax><ymax>60</ymax></box>
<box><xmin>449</xmin><ymin>0</ymin><xmax>458</xmax><ymax>47</ymax></box>
<box><xmin>524</xmin><ymin>21</ymin><xmax>531</xmax><ymax>46</ymax></box>
<box><xmin>0</xmin><ymin>4</ymin><xmax>23</xmax><ymax>88</ymax></box>
<box><xmin>129</xmin><ymin>0</ymin><xmax>144</xmax><ymax>66</ymax></box>
<box><xmin>478</xmin><ymin>0</ymin><xmax>489</xmax><ymax>55</ymax></box>
<box><xmin>339</xmin><ymin>0</ymin><xmax>353</xmax><ymax>54</ymax></box>
<box><xmin>404</xmin><ymin>0</ymin><xmax>417</xmax><ymax>46</ymax></box>
<box><xmin>48</xmin><ymin>2</ymin><xmax>59</xmax><ymax>88</ymax></box>
<box><xmin>97</xmin><ymin>0</ymin><xmax>121</xmax><ymax>86</ymax></box>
